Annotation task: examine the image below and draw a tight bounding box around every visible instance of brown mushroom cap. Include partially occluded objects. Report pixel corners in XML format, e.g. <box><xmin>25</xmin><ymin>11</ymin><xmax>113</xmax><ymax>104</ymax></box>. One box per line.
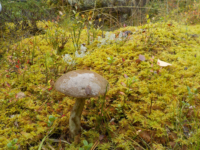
<box><xmin>55</xmin><ymin>70</ymin><xmax>109</xmax><ymax>98</ymax></box>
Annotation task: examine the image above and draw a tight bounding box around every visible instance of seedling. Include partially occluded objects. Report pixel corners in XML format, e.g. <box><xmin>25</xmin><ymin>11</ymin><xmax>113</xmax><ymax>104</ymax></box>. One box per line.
<box><xmin>187</xmin><ymin>86</ymin><xmax>198</xmax><ymax>105</ymax></box>
<box><xmin>79</xmin><ymin>140</ymin><xmax>93</xmax><ymax>150</ymax></box>
<box><xmin>7</xmin><ymin>138</ymin><xmax>18</xmax><ymax>150</ymax></box>
<box><xmin>47</xmin><ymin>115</ymin><xmax>57</xmax><ymax>127</ymax></box>
<box><xmin>71</xmin><ymin>8</ymin><xmax>85</xmax><ymax>51</ymax></box>
<box><xmin>107</xmin><ymin>56</ymin><xmax>115</xmax><ymax>73</ymax></box>
<box><xmin>86</xmin><ymin>10</ymin><xmax>102</xmax><ymax>45</ymax></box>
<box><xmin>38</xmin><ymin>115</ymin><xmax>57</xmax><ymax>150</ymax></box>
<box><xmin>31</xmin><ymin>37</ymin><xmax>36</xmax><ymax>65</ymax></box>
<box><xmin>107</xmin><ymin>56</ymin><xmax>115</xmax><ymax>65</ymax></box>
<box><xmin>126</xmin><ymin>76</ymin><xmax>138</xmax><ymax>94</ymax></box>
<box><xmin>115</xmin><ymin>104</ymin><xmax>125</xmax><ymax>118</ymax></box>
<box><xmin>45</xmin><ymin>52</ymin><xmax>53</xmax><ymax>84</ymax></box>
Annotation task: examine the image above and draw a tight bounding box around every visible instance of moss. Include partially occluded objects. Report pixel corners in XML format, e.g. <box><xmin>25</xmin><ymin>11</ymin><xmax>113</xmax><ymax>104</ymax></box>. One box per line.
<box><xmin>0</xmin><ymin>19</ymin><xmax>200</xmax><ymax>149</ymax></box>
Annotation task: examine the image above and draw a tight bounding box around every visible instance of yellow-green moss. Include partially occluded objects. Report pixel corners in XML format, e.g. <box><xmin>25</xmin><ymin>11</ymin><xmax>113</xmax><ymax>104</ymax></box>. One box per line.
<box><xmin>0</xmin><ymin>19</ymin><xmax>200</xmax><ymax>149</ymax></box>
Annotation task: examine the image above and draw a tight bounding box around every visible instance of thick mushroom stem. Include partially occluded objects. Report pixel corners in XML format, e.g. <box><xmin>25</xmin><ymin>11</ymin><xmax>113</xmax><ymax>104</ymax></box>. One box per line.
<box><xmin>69</xmin><ymin>98</ymin><xmax>86</xmax><ymax>139</ymax></box>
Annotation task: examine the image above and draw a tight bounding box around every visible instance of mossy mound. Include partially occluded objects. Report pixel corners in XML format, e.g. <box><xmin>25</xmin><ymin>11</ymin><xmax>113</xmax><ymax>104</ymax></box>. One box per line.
<box><xmin>0</xmin><ymin>20</ymin><xmax>200</xmax><ymax>149</ymax></box>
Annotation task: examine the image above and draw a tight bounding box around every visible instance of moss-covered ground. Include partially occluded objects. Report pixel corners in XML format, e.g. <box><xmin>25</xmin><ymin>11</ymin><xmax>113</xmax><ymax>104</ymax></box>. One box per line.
<box><xmin>1</xmin><ymin>18</ymin><xmax>200</xmax><ymax>149</ymax></box>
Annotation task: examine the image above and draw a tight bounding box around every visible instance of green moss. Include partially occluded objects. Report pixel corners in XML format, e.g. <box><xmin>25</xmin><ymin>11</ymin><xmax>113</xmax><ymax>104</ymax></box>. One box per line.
<box><xmin>0</xmin><ymin>19</ymin><xmax>200</xmax><ymax>149</ymax></box>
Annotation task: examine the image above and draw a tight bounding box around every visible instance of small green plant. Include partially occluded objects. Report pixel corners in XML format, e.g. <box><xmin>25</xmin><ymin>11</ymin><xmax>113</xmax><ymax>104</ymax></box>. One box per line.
<box><xmin>95</xmin><ymin>83</ymin><xmax>110</xmax><ymax>134</ymax></box>
<box><xmin>114</xmin><ymin>34</ymin><xmax>129</xmax><ymax>54</ymax></box>
<box><xmin>31</xmin><ymin>37</ymin><xmax>36</xmax><ymax>65</ymax></box>
<box><xmin>187</xmin><ymin>86</ymin><xmax>198</xmax><ymax>105</ymax></box>
<box><xmin>85</xmin><ymin>10</ymin><xmax>102</xmax><ymax>45</ymax></box>
<box><xmin>79</xmin><ymin>140</ymin><xmax>93</xmax><ymax>150</ymax></box>
<box><xmin>126</xmin><ymin>76</ymin><xmax>138</xmax><ymax>88</ymax></box>
<box><xmin>45</xmin><ymin>52</ymin><xmax>53</xmax><ymax>84</ymax></box>
<box><xmin>45</xmin><ymin>28</ymin><xmax>60</xmax><ymax>51</ymax></box>
<box><xmin>187</xmin><ymin>86</ymin><xmax>198</xmax><ymax>98</ymax></box>
<box><xmin>45</xmin><ymin>27</ymin><xmax>69</xmax><ymax>54</ymax></box>
<box><xmin>115</xmin><ymin>104</ymin><xmax>124</xmax><ymax>118</ymax></box>
<box><xmin>126</xmin><ymin>76</ymin><xmax>138</xmax><ymax>94</ymax></box>
<box><xmin>107</xmin><ymin>56</ymin><xmax>115</xmax><ymax>73</ymax></box>
<box><xmin>107</xmin><ymin>56</ymin><xmax>115</xmax><ymax>65</ymax></box>
<box><xmin>71</xmin><ymin>7</ymin><xmax>85</xmax><ymax>51</ymax></box>
<box><xmin>7</xmin><ymin>138</ymin><xmax>18</xmax><ymax>150</ymax></box>
<box><xmin>38</xmin><ymin>115</ymin><xmax>57</xmax><ymax>150</ymax></box>
<box><xmin>47</xmin><ymin>115</ymin><xmax>57</xmax><ymax>127</ymax></box>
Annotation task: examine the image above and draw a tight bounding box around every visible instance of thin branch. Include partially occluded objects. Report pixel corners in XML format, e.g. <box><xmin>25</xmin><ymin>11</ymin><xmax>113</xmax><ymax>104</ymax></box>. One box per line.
<box><xmin>48</xmin><ymin>138</ymin><xmax>71</xmax><ymax>145</ymax></box>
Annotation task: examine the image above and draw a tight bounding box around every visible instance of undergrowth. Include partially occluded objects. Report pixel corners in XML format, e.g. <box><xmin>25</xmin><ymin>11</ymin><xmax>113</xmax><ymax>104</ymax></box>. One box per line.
<box><xmin>0</xmin><ymin>0</ymin><xmax>200</xmax><ymax>149</ymax></box>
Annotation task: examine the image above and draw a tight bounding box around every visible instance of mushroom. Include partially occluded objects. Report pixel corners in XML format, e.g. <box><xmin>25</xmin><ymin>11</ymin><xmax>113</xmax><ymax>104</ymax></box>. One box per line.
<box><xmin>54</xmin><ymin>70</ymin><xmax>109</xmax><ymax>139</ymax></box>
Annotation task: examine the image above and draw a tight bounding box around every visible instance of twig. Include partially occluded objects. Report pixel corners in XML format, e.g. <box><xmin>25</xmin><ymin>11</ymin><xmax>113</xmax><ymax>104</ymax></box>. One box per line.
<box><xmin>48</xmin><ymin>138</ymin><xmax>71</xmax><ymax>145</ymax></box>
<box><xmin>46</xmin><ymin>142</ymin><xmax>55</xmax><ymax>150</ymax></box>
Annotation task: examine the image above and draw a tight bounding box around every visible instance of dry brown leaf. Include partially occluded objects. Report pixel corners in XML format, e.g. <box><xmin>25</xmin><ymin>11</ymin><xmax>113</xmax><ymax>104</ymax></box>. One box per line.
<box><xmin>119</xmin><ymin>91</ymin><xmax>125</xmax><ymax>95</ymax></box>
<box><xmin>135</xmin><ymin>59</ymin><xmax>141</xmax><ymax>65</ymax></box>
<box><xmin>168</xmin><ymin>132</ymin><xmax>178</xmax><ymax>141</ymax></box>
<box><xmin>99</xmin><ymin>135</ymin><xmax>105</xmax><ymax>141</ymax></box>
<box><xmin>139</xmin><ymin>131</ymin><xmax>151</xmax><ymax>143</ymax></box>
<box><xmin>169</xmin><ymin>142</ymin><xmax>176</xmax><ymax>148</ymax></box>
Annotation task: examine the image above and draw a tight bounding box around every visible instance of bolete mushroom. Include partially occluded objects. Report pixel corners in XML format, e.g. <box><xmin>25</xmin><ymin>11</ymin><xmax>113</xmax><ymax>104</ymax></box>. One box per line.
<box><xmin>54</xmin><ymin>70</ymin><xmax>109</xmax><ymax>139</ymax></box>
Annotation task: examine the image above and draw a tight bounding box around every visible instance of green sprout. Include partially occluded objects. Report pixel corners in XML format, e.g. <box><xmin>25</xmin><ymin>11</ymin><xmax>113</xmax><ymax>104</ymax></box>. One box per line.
<box><xmin>187</xmin><ymin>86</ymin><xmax>198</xmax><ymax>105</ymax></box>
<box><xmin>71</xmin><ymin>9</ymin><xmax>85</xmax><ymax>51</ymax></box>
<box><xmin>7</xmin><ymin>138</ymin><xmax>18</xmax><ymax>150</ymax></box>
<box><xmin>107</xmin><ymin>56</ymin><xmax>115</xmax><ymax>65</ymax></box>
<box><xmin>79</xmin><ymin>140</ymin><xmax>93</xmax><ymax>150</ymax></box>
<box><xmin>38</xmin><ymin>115</ymin><xmax>57</xmax><ymax>150</ymax></box>
<box><xmin>47</xmin><ymin>115</ymin><xmax>57</xmax><ymax>127</ymax></box>
<box><xmin>45</xmin><ymin>52</ymin><xmax>53</xmax><ymax>84</ymax></box>
<box><xmin>107</xmin><ymin>56</ymin><xmax>115</xmax><ymax>73</ymax></box>
<box><xmin>126</xmin><ymin>76</ymin><xmax>138</xmax><ymax>92</ymax></box>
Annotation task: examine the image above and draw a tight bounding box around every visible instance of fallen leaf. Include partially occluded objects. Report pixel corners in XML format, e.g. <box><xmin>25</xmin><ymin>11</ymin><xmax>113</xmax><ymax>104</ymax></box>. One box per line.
<box><xmin>48</xmin><ymin>87</ymin><xmax>53</xmax><ymax>91</ymax></box>
<box><xmin>16</xmin><ymin>65</ymin><xmax>20</xmax><ymax>68</ymax></box>
<box><xmin>135</xmin><ymin>59</ymin><xmax>141</xmax><ymax>64</ymax></box>
<box><xmin>139</xmin><ymin>131</ymin><xmax>151</xmax><ymax>143</ymax></box>
<box><xmin>99</xmin><ymin>135</ymin><xmax>105</xmax><ymax>141</ymax></box>
<box><xmin>119</xmin><ymin>91</ymin><xmax>125</xmax><ymax>95</ymax></box>
<box><xmin>167</xmin><ymin>23</ymin><xmax>173</xmax><ymax>26</ymax></box>
<box><xmin>59</xmin><ymin>11</ymin><xmax>63</xmax><ymax>16</ymax></box>
<box><xmin>139</xmin><ymin>54</ymin><xmax>145</xmax><ymax>61</ymax></box>
<box><xmin>121</xmin><ymin>82</ymin><xmax>126</xmax><ymax>87</ymax></box>
<box><xmin>7</xmin><ymin>83</ymin><xmax>11</xmax><ymax>87</ymax></box>
<box><xmin>136</xmin><ymin>130</ymin><xmax>141</xmax><ymax>135</ymax></box>
<box><xmin>124</xmin><ymin>74</ymin><xmax>128</xmax><ymax>78</ymax></box>
<box><xmin>16</xmin><ymin>92</ymin><xmax>25</xmax><ymax>99</ymax></box>
<box><xmin>169</xmin><ymin>142</ymin><xmax>176</xmax><ymax>149</ymax></box>
<box><xmin>142</xmin><ymin>29</ymin><xmax>146</xmax><ymax>33</ymax></box>
<box><xmin>157</xmin><ymin>59</ymin><xmax>172</xmax><ymax>67</ymax></box>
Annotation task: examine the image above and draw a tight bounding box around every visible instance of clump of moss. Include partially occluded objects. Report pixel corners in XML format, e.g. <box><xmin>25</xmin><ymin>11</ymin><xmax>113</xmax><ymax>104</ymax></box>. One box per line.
<box><xmin>0</xmin><ymin>19</ymin><xmax>200</xmax><ymax>149</ymax></box>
